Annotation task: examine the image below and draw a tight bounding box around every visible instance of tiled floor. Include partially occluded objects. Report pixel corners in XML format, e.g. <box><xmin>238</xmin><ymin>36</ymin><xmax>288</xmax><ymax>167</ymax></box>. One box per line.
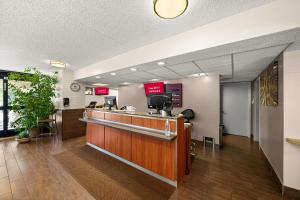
<box><xmin>0</xmin><ymin>134</ymin><xmax>283</xmax><ymax>200</ymax></box>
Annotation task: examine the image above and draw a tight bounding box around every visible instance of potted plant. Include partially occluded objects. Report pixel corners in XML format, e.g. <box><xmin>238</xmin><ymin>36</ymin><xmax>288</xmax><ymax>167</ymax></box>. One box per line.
<box><xmin>8</xmin><ymin>67</ymin><xmax>58</xmax><ymax>142</ymax></box>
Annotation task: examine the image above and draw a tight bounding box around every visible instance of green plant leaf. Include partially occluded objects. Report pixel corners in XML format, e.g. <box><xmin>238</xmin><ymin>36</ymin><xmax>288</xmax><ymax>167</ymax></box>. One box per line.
<box><xmin>8</xmin><ymin>68</ymin><xmax>58</xmax><ymax>132</ymax></box>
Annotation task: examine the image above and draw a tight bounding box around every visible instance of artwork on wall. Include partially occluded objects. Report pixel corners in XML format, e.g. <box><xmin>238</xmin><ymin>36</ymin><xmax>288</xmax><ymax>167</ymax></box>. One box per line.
<box><xmin>260</xmin><ymin>60</ymin><xmax>278</xmax><ymax>106</ymax></box>
<box><xmin>85</xmin><ymin>87</ymin><xmax>93</xmax><ymax>95</ymax></box>
<box><xmin>166</xmin><ymin>84</ymin><xmax>183</xmax><ymax>107</ymax></box>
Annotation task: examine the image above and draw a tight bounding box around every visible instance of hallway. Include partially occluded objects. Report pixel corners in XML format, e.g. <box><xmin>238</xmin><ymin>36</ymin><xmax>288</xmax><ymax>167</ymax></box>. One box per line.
<box><xmin>0</xmin><ymin>135</ymin><xmax>283</xmax><ymax>199</ymax></box>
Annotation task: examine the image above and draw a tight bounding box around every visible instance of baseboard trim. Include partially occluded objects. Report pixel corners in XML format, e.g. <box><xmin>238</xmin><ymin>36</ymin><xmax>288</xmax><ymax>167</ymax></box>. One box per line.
<box><xmin>283</xmin><ymin>186</ymin><xmax>300</xmax><ymax>200</ymax></box>
<box><xmin>258</xmin><ymin>146</ymin><xmax>283</xmax><ymax>193</ymax></box>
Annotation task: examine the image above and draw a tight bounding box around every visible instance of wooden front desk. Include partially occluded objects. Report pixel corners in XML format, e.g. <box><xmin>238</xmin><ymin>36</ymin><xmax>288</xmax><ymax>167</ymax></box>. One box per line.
<box><xmin>80</xmin><ymin>109</ymin><xmax>187</xmax><ymax>186</ymax></box>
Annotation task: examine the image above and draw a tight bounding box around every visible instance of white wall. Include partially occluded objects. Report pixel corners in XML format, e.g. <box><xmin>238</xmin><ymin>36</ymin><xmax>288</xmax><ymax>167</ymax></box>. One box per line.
<box><xmin>259</xmin><ymin>55</ymin><xmax>284</xmax><ymax>184</ymax></box>
<box><xmin>85</xmin><ymin>89</ymin><xmax>118</xmax><ymax>106</ymax></box>
<box><xmin>221</xmin><ymin>82</ymin><xmax>251</xmax><ymax>137</ymax></box>
<box><xmin>118</xmin><ymin>84</ymin><xmax>148</xmax><ymax>112</ymax></box>
<box><xmin>118</xmin><ymin>76</ymin><xmax>220</xmax><ymax>143</ymax></box>
<box><xmin>57</xmin><ymin>69</ymin><xmax>85</xmax><ymax>109</ymax></box>
<box><xmin>283</xmin><ymin>49</ymin><xmax>300</xmax><ymax>190</ymax></box>
<box><xmin>57</xmin><ymin>69</ymin><xmax>119</xmax><ymax>108</ymax></box>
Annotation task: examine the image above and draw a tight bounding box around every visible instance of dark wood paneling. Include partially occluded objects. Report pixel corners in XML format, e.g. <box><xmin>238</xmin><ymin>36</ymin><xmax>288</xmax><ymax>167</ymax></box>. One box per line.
<box><xmin>131</xmin><ymin>116</ymin><xmax>151</xmax><ymax>127</ymax></box>
<box><xmin>185</xmin><ymin>124</ymin><xmax>192</xmax><ymax>175</ymax></box>
<box><xmin>62</xmin><ymin>109</ymin><xmax>86</xmax><ymax>140</ymax></box>
<box><xmin>86</xmin><ymin>123</ymin><xmax>105</xmax><ymax>149</ymax></box>
<box><xmin>84</xmin><ymin>111</ymin><xmax>186</xmax><ymax>182</ymax></box>
<box><xmin>104</xmin><ymin>113</ymin><xmax>132</xmax><ymax>124</ymax></box>
<box><xmin>105</xmin><ymin>127</ymin><xmax>132</xmax><ymax>161</ymax></box>
<box><xmin>87</xmin><ymin>110</ymin><xmax>105</xmax><ymax>119</ymax></box>
<box><xmin>131</xmin><ymin>133</ymin><xmax>176</xmax><ymax>181</ymax></box>
<box><xmin>176</xmin><ymin>117</ymin><xmax>186</xmax><ymax>182</ymax></box>
<box><xmin>132</xmin><ymin>116</ymin><xmax>176</xmax><ymax>132</ymax></box>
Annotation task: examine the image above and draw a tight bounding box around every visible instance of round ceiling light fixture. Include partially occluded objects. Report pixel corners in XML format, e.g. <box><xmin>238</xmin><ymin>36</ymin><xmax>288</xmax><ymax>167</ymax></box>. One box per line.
<box><xmin>154</xmin><ymin>0</ymin><xmax>188</xmax><ymax>19</ymax></box>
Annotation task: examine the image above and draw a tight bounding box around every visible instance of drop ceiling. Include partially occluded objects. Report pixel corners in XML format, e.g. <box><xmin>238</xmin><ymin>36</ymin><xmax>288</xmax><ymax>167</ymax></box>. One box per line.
<box><xmin>79</xmin><ymin>28</ymin><xmax>300</xmax><ymax>86</ymax></box>
<box><xmin>0</xmin><ymin>0</ymin><xmax>276</xmax><ymax>72</ymax></box>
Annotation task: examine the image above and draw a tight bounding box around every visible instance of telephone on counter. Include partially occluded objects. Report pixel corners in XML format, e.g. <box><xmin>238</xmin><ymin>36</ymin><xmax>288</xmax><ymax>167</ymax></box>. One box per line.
<box><xmin>119</xmin><ymin>105</ymin><xmax>136</xmax><ymax>112</ymax></box>
<box><xmin>120</xmin><ymin>106</ymin><xmax>127</xmax><ymax>110</ymax></box>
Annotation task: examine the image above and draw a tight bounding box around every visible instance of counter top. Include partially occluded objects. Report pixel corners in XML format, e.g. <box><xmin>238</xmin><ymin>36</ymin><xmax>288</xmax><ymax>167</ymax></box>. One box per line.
<box><xmin>79</xmin><ymin>117</ymin><xmax>177</xmax><ymax>141</ymax></box>
<box><xmin>88</xmin><ymin>108</ymin><xmax>182</xmax><ymax>120</ymax></box>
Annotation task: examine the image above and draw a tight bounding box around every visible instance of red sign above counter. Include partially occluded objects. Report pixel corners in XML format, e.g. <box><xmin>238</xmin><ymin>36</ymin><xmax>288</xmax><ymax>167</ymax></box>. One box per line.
<box><xmin>95</xmin><ymin>87</ymin><xmax>109</xmax><ymax>95</ymax></box>
<box><xmin>144</xmin><ymin>82</ymin><xmax>164</xmax><ymax>96</ymax></box>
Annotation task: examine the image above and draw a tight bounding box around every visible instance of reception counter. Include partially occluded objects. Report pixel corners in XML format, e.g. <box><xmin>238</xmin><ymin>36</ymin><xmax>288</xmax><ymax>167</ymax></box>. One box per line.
<box><xmin>56</xmin><ymin>108</ymin><xmax>86</xmax><ymax>140</ymax></box>
<box><xmin>79</xmin><ymin>109</ymin><xmax>187</xmax><ymax>186</ymax></box>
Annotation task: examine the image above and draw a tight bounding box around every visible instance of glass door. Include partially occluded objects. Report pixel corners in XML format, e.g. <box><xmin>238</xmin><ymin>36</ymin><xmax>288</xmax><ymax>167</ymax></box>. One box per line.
<box><xmin>0</xmin><ymin>72</ymin><xmax>17</xmax><ymax>137</ymax></box>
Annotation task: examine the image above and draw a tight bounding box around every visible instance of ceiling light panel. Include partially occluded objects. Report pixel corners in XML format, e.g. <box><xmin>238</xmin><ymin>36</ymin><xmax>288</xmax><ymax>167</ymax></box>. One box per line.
<box><xmin>167</xmin><ymin>62</ymin><xmax>201</xmax><ymax>75</ymax></box>
<box><xmin>133</xmin><ymin>71</ymin><xmax>158</xmax><ymax>79</ymax></box>
<box><xmin>157</xmin><ymin>61</ymin><xmax>166</xmax><ymax>66</ymax></box>
<box><xmin>154</xmin><ymin>0</ymin><xmax>188</xmax><ymax>19</ymax></box>
<box><xmin>50</xmin><ymin>60</ymin><xmax>66</xmax><ymax>68</ymax></box>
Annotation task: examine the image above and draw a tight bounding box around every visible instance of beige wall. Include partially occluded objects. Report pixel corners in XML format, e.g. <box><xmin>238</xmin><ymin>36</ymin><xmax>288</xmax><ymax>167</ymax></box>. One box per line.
<box><xmin>259</xmin><ymin>55</ymin><xmax>284</xmax><ymax>183</ymax></box>
<box><xmin>283</xmin><ymin>49</ymin><xmax>300</xmax><ymax>190</ymax></box>
<box><xmin>85</xmin><ymin>89</ymin><xmax>119</xmax><ymax>107</ymax></box>
<box><xmin>118</xmin><ymin>75</ymin><xmax>220</xmax><ymax>143</ymax></box>
<box><xmin>57</xmin><ymin>69</ymin><xmax>85</xmax><ymax>109</ymax></box>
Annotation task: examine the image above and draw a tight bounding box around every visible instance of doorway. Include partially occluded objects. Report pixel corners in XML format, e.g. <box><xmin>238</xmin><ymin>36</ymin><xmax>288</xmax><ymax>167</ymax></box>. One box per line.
<box><xmin>251</xmin><ymin>78</ymin><xmax>260</xmax><ymax>142</ymax></box>
<box><xmin>0</xmin><ymin>71</ymin><xmax>17</xmax><ymax>137</ymax></box>
<box><xmin>221</xmin><ymin>82</ymin><xmax>251</xmax><ymax>137</ymax></box>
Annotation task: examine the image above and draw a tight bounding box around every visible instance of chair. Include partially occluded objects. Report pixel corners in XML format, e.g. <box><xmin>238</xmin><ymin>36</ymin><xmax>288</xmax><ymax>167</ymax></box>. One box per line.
<box><xmin>38</xmin><ymin>109</ymin><xmax>59</xmax><ymax>136</ymax></box>
<box><xmin>181</xmin><ymin>109</ymin><xmax>196</xmax><ymax>159</ymax></box>
<box><xmin>181</xmin><ymin>109</ymin><xmax>195</xmax><ymax>123</ymax></box>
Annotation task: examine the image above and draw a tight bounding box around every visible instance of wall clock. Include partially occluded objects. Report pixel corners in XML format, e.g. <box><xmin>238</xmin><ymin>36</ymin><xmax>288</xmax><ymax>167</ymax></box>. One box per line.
<box><xmin>70</xmin><ymin>82</ymin><xmax>81</xmax><ymax>92</ymax></box>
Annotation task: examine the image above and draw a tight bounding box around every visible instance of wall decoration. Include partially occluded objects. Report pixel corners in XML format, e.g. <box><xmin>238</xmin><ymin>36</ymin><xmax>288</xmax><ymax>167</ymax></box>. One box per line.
<box><xmin>70</xmin><ymin>82</ymin><xmax>81</xmax><ymax>92</ymax></box>
<box><xmin>260</xmin><ymin>60</ymin><xmax>278</xmax><ymax>106</ymax></box>
<box><xmin>85</xmin><ymin>87</ymin><xmax>93</xmax><ymax>95</ymax></box>
<box><xmin>166</xmin><ymin>83</ymin><xmax>183</xmax><ymax>107</ymax></box>
<box><xmin>144</xmin><ymin>82</ymin><xmax>165</xmax><ymax>96</ymax></box>
<box><xmin>95</xmin><ymin>87</ymin><xmax>109</xmax><ymax>95</ymax></box>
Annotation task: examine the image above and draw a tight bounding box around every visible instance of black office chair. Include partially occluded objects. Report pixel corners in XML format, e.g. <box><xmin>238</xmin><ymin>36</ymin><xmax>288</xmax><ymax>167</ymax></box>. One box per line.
<box><xmin>181</xmin><ymin>109</ymin><xmax>195</xmax><ymax>123</ymax></box>
<box><xmin>86</xmin><ymin>101</ymin><xmax>97</xmax><ymax>108</ymax></box>
<box><xmin>181</xmin><ymin>109</ymin><xmax>196</xmax><ymax>159</ymax></box>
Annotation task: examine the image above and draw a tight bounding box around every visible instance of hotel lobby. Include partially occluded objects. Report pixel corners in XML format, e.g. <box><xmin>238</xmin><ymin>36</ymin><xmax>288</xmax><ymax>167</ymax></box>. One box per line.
<box><xmin>0</xmin><ymin>0</ymin><xmax>300</xmax><ymax>199</ymax></box>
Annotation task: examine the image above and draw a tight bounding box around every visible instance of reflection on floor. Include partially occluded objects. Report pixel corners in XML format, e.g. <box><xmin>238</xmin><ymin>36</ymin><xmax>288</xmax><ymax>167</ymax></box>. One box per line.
<box><xmin>0</xmin><ymin>134</ymin><xmax>283</xmax><ymax>200</ymax></box>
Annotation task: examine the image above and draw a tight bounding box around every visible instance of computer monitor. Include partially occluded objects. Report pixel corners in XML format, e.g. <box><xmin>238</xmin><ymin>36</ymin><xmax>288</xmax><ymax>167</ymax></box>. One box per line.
<box><xmin>148</xmin><ymin>94</ymin><xmax>172</xmax><ymax>115</ymax></box>
<box><xmin>104</xmin><ymin>96</ymin><xmax>117</xmax><ymax>110</ymax></box>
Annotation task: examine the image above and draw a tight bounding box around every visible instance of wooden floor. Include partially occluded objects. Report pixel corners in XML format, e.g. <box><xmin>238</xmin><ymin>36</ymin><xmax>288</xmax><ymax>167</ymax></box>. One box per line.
<box><xmin>0</xmin><ymin>134</ymin><xmax>283</xmax><ymax>200</ymax></box>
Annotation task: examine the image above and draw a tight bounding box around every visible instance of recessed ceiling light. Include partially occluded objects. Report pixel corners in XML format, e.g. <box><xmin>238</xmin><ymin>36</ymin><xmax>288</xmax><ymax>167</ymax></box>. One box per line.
<box><xmin>150</xmin><ymin>79</ymin><xmax>160</xmax><ymax>82</ymax></box>
<box><xmin>130</xmin><ymin>68</ymin><xmax>137</xmax><ymax>71</ymax></box>
<box><xmin>190</xmin><ymin>73</ymin><xmax>206</xmax><ymax>77</ymax></box>
<box><xmin>50</xmin><ymin>60</ymin><xmax>66</xmax><ymax>68</ymax></box>
<box><xmin>95</xmin><ymin>76</ymin><xmax>101</xmax><ymax>79</ymax></box>
<box><xmin>92</xmin><ymin>83</ymin><xmax>108</xmax><ymax>86</ymax></box>
<box><xmin>157</xmin><ymin>61</ymin><xmax>165</xmax><ymax>66</ymax></box>
<box><xmin>110</xmin><ymin>72</ymin><xmax>116</xmax><ymax>76</ymax></box>
<box><xmin>122</xmin><ymin>82</ymin><xmax>130</xmax><ymax>85</ymax></box>
<box><xmin>154</xmin><ymin>0</ymin><xmax>188</xmax><ymax>19</ymax></box>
